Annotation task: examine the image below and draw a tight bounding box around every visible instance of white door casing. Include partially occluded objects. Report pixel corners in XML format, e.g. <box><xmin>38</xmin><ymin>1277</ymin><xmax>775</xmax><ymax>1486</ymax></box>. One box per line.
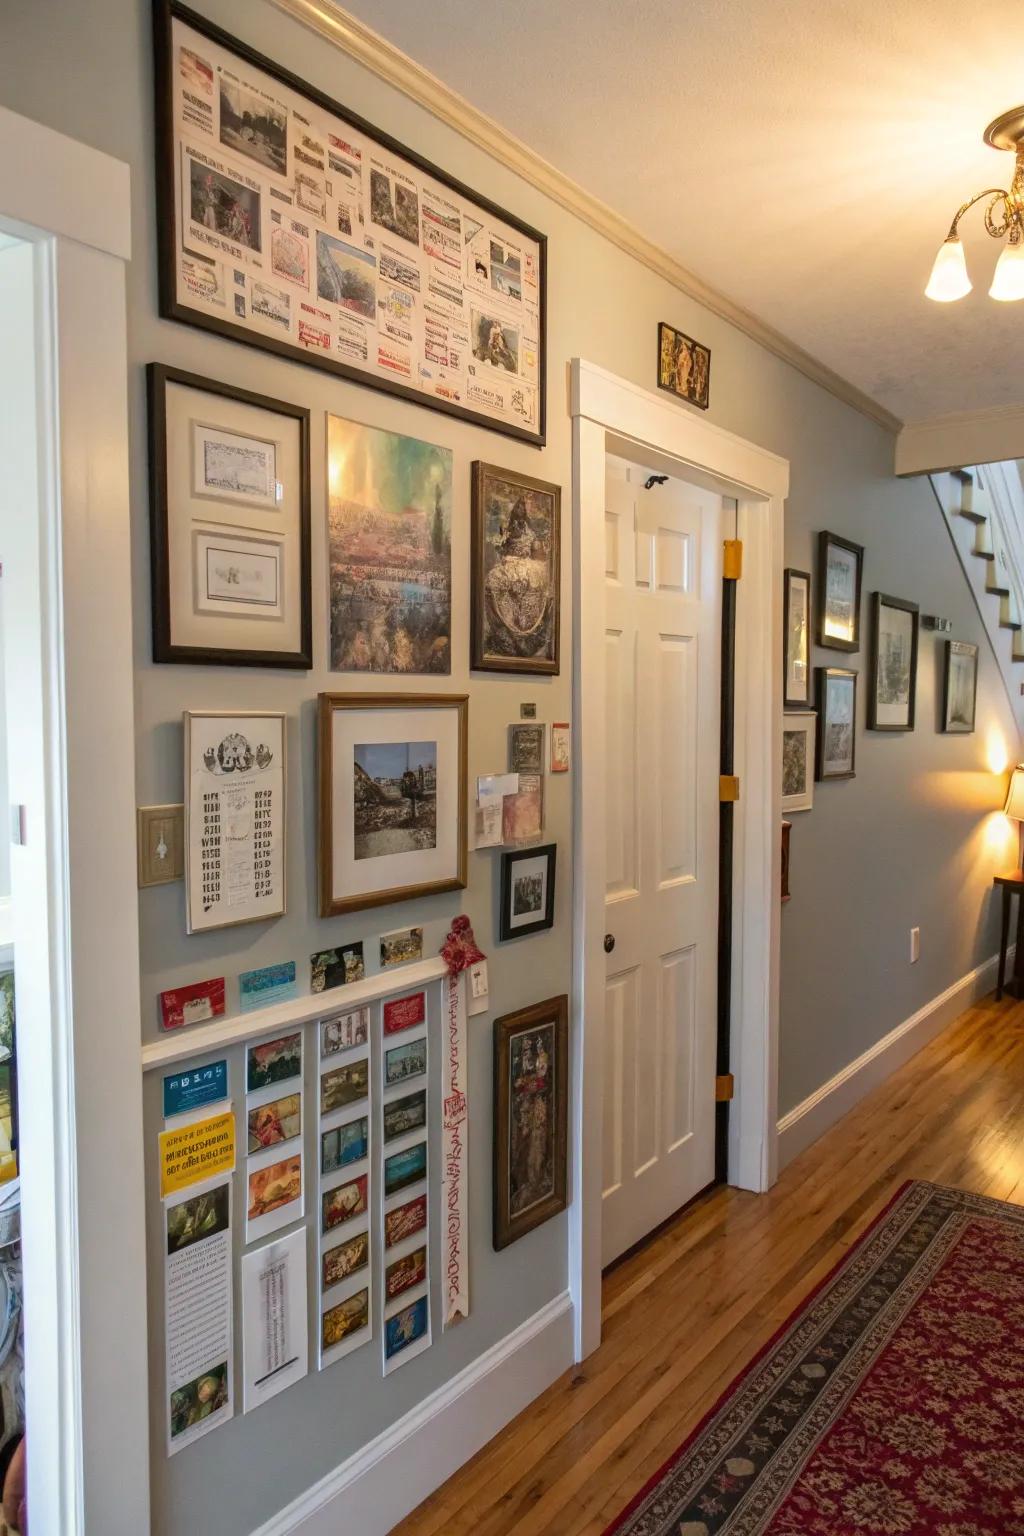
<box><xmin>601</xmin><ymin>461</ymin><xmax>722</xmax><ymax>1265</ymax></box>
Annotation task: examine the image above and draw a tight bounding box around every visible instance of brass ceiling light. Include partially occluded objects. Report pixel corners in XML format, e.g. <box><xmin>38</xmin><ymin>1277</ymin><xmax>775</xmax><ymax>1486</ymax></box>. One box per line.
<box><xmin>926</xmin><ymin>107</ymin><xmax>1024</xmax><ymax>303</ymax></box>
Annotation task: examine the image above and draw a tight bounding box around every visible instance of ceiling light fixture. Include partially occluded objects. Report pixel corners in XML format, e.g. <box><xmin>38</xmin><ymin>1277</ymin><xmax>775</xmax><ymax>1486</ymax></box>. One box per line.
<box><xmin>926</xmin><ymin>107</ymin><xmax>1024</xmax><ymax>302</ymax></box>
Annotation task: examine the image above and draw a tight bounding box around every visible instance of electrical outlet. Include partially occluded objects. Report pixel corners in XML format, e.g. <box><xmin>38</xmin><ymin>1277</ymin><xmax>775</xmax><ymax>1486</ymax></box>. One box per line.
<box><xmin>910</xmin><ymin>926</ymin><xmax>921</xmax><ymax>964</ymax></box>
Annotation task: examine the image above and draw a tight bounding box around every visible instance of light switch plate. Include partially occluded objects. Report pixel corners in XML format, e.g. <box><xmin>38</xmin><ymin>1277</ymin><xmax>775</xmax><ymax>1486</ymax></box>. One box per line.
<box><xmin>137</xmin><ymin>804</ymin><xmax>184</xmax><ymax>887</ymax></box>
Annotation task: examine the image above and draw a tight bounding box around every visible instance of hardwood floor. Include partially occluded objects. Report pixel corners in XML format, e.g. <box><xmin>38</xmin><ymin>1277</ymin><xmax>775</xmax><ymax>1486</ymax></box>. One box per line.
<box><xmin>392</xmin><ymin>990</ymin><xmax>1024</xmax><ymax>1535</ymax></box>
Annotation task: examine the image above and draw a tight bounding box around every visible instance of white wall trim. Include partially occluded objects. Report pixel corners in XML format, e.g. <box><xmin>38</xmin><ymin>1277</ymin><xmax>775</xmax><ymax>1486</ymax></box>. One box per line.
<box><xmin>777</xmin><ymin>951</ymin><xmax>1008</xmax><ymax>1170</ymax></box>
<box><xmin>268</xmin><ymin>0</ymin><xmax>899</xmax><ymax>435</ymax></box>
<box><xmin>250</xmin><ymin>1291</ymin><xmax>573</xmax><ymax>1536</ymax></box>
<box><xmin>896</xmin><ymin>403</ymin><xmax>1024</xmax><ymax>476</ymax></box>
<box><xmin>0</xmin><ymin>105</ymin><xmax>130</xmax><ymax>260</ymax></box>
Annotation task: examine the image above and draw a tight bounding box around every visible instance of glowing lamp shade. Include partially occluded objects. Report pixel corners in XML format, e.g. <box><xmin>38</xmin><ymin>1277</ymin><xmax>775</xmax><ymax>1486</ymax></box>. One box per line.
<box><xmin>989</xmin><ymin>239</ymin><xmax>1024</xmax><ymax>301</ymax></box>
<box><xmin>925</xmin><ymin>237</ymin><xmax>972</xmax><ymax>302</ymax></box>
<box><xmin>1005</xmin><ymin>765</ymin><xmax>1024</xmax><ymax>821</ymax></box>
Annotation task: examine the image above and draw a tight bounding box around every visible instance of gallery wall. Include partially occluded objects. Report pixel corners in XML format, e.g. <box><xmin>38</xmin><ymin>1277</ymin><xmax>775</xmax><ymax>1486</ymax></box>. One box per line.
<box><xmin>0</xmin><ymin>1</ymin><xmax>1020</xmax><ymax>1531</ymax></box>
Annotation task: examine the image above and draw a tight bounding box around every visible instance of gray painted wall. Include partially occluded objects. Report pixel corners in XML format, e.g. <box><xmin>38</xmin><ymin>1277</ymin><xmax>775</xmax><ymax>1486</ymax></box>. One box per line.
<box><xmin>0</xmin><ymin>3</ymin><xmax>1019</xmax><ymax>1532</ymax></box>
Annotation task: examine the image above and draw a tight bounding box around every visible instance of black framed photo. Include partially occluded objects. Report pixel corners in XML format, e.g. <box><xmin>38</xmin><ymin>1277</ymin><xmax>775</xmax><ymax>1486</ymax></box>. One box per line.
<box><xmin>815</xmin><ymin>667</ymin><xmax>857</xmax><ymax>780</ymax></box>
<box><xmin>657</xmin><ymin>322</ymin><xmax>710</xmax><ymax>410</ymax></box>
<box><xmin>147</xmin><ymin>364</ymin><xmax>311</xmax><ymax>667</ymax></box>
<box><xmin>471</xmin><ymin>463</ymin><xmax>561</xmax><ymax>674</ymax></box>
<box><xmin>493</xmin><ymin>994</ymin><xmax>568</xmax><ymax>1250</ymax></box>
<box><xmin>499</xmin><ymin>843</ymin><xmax>556</xmax><ymax>941</ymax></box>
<box><xmin>153</xmin><ymin>1</ymin><xmax>546</xmax><ymax>446</ymax></box>
<box><xmin>783</xmin><ymin>567</ymin><xmax>811</xmax><ymax>709</ymax></box>
<box><xmin>817</xmin><ymin>531</ymin><xmax>864</xmax><ymax>652</ymax></box>
<box><xmin>942</xmin><ymin>640</ymin><xmax>978</xmax><ymax>733</ymax></box>
<box><xmin>869</xmin><ymin>593</ymin><xmax>919</xmax><ymax>731</ymax></box>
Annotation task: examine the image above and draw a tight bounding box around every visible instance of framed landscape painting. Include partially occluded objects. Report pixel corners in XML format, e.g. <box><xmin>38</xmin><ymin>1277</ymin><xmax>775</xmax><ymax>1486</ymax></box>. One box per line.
<box><xmin>815</xmin><ymin>667</ymin><xmax>857</xmax><ymax>780</ymax></box>
<box><xmin>493</xmin><ymin>995</ymin><xmax>568</xmax><ymax>1250</ymax></box>
<box><xmin>869</xmin><ymin>593</ymin><xmax>919</xmax><ymax>731</ymax></box>
<box><xmin>942</xmin><ymin>641</ymin><xmax>978</xmax><ymax>733</ymax></box>
<box><xmin>817</xmin><ymin>531</ymin><xmax>863</xmax><ymax>653</ymax></box>
<box><xmin>470</xmin><ymin>462</ymin><xmax>561</xmax><ymax>674</ymax></box>
<box><xmin>318</xmin><ymin>692</ymin><xmax>467</xmax><ymax>915</ymax></box>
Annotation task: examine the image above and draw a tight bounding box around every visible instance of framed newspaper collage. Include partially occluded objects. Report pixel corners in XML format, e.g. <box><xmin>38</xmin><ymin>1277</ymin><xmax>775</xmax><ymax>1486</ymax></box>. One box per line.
<box><xmin>154</xmin><ymin>0</ymin><xmax>548</xmax><ymax>445</ymax></box>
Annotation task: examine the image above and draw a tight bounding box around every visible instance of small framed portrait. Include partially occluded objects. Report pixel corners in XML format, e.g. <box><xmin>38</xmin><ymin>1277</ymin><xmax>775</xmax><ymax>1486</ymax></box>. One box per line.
<box><xmin>783</xmin><ymin>568</ymin><xmax>812</xmax><ymax>709</ymax></box>
<box><xmin>869</xmin><ymin>593</ymin><xmax>919</xmax><ymax>731</ymax></box>
<box><xmin>470</xmin><ymin>463</ymin><xmax>561</xmax><ymax>674</ymax></box>
<box><xmin>781</xmin><ymin>712</ymin><xmax>815</xmax><ymax>813</ymax></box>
<box><xmin>493</xmin><ymin>995</ymin><xmax>568</xmax><ymax>1250</ymax></box>
<box><xmin>942</xmin><ymin>640</ymin><xmax>978</xmax><ymax>733</ymax></box>
<box><xmin>657</xmin><ymin>321</ymin><xmax>710</xmax><ymax>410</ymax></box>
<box><xmin>318</xmin><ymin>692</ymin><xmax>468</xmax><ymax>916</ymax></box>
<box><xmin>499</xmin><ymin>843</ymin><xmax>556</xmax><ymax>941</ymax></box>
<box><xmin>816</xmin><ymin>531</ymin><xmax>864</xmax><ymax>652</ymax></box>
<box><xmin>147</xmin><ymin>364</ymin><xmax>311</xmax><ymax>667</ymax></box>
<box><xmin>815</xmin><ymin>667</ymin><xmax>858</xmax><ymax>780</ymax></box>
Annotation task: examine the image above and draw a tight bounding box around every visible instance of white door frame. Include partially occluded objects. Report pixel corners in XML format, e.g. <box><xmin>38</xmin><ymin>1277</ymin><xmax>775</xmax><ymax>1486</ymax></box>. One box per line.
<box><xmin>0</xmin><ymin>108</ymin><xmax>149</xmax><ymax>1532</ymax></box>
<box><xmin>570</xmin><ymin>359</ymin><xmax>788</xmax><ymax>1360</ymax></box>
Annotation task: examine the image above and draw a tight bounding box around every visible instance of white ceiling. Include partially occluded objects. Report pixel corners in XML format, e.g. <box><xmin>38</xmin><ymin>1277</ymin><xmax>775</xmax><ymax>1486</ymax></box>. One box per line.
<box><xmin>339</xmin><ymin>0</ymin><xmax>1024</xmax><ymax>425</ymax></box>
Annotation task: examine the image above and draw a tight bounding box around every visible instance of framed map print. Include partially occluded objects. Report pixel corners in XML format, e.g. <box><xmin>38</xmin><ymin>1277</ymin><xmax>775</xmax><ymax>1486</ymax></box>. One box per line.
<box><xmin>154</xmin><ymin>1</ymin><xmax>547</xmax><ymax>444</ymax></box>
<box><xmin>148</xmin><ymin>365</ymin><xmax>311</xmax><ymax>666</ymax></box>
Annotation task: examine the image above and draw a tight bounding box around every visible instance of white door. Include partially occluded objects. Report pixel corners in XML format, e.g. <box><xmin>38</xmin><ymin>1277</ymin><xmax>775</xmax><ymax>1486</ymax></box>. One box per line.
<box><xmin>601</xmin><ymin>459</ymin><xmax>723</xmax><ymax>1265</ymax></box>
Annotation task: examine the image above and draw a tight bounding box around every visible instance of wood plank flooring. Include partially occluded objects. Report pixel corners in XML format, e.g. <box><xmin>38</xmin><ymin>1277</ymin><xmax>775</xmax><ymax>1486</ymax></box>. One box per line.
<box><xmin>392</xmin><ymin>989</ymin><xmax>1024</xmax><ymax>1535</ymax></box>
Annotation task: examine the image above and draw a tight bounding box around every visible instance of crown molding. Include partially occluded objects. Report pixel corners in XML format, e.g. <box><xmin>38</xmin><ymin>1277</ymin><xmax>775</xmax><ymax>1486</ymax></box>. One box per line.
<box><xmin>268</xmin><ymin>0</ymin><xmax>901</xmax><ymax>435</ymax></box>
<box><xmin>896</xmin><ymin>401</ymin><xmax>1024</xmax><ymax>475</ymax></box>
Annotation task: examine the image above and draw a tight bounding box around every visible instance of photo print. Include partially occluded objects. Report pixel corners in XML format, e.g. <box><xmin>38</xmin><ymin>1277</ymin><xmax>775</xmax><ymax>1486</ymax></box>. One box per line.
<box><xmin>247</xmin><ymin>1153</ymin><xmax>302</xmax><ymax>1225</ymax></box>
<box><xmin>384</xmin><ymin>1036</ymin><xmax>427</xmax><ymax>1088</ymax></box>
<box><xmin>471</xmin><ymin>309</ymin><xmax>519</xmax><ymax>373</ymax></box>
<box><xmin>382</xmin><ymin>1089</ymin><xmax>427</xmax><ymax>1144</ymax></box>
<box><xmin>218</xmin><ymin>75</ymin><xmax>287</xmax><ymax>176</ymax></box>
<box><xmin>247</xmin><ymin>1092</ymin><xmax>301</xmax><ymax>1154</ymax></box>
<box><xmin>384</xmin><ymin>1140</ymin><xmax>427</xmax><ymax>1197</ymax></box>
<box><xmin>322</xmin><ymin>1229</ymin><xmax>369</xmax><ymax>1291</ymax></box>
<box><xmin>320</xmin><ymin>1058</ymin><xmax>369</xmax><ymax>1115</ymax></box>
<box><xmin>380</xmin><ymin>926</ymin><xmax>424</xmax><ymax>969</ymax></box>
<box><xmin>321</xmin><ymin>1005</ymin><xmax>369</xmax><ymax>1058</ymax></box>
<box><xmin>353</xmin><ymin>741</ymin><xmax>437</xmax><ymax>860</ymax></box>
<box><xmin>246</xmin><ymin>1031</ymin><xmax>301</xmax><ymax>1094</ymax></box>
<box><xmin>315</xmin><ymin>231</ymin><xmax>376</xmax><ymax>318</ymax></box>
<box><xmin>322</xmin><ymin>1173</ymin><xmax>368</xmax><ymax>1233</ymax></box>
<box><xmin>321</xmin><ymin>1116</ymin><xmax>369</xmax><ymax>1174</ymax></box>
<box><xmin>322</xmin><ymin>1288</ymin><xmax>369</xmax><ymax>1352</ymax></box>
<box><xmin>499</xmin><ymin>843</ymin><xmax>556</xmax><ymax>940</ymax></box>
<box><xmin>311</xmin><ymin>943</ymin><xmax>365</xmax><ymax>992</ymax></box>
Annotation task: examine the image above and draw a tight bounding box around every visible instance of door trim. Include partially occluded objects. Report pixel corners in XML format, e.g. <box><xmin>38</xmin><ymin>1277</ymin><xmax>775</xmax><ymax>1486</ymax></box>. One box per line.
<box><xmin>570</xmin><ymin>359</ymin><xmax>788</xmax><ymax>1361</ymax></box>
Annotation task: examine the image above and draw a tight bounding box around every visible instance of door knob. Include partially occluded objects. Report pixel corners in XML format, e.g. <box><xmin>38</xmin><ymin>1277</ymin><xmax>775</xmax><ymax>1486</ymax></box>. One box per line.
<box><xmin>604</xmin><ymin>933</ymin><xmax>616</xmax><ymax>954</ymax></box>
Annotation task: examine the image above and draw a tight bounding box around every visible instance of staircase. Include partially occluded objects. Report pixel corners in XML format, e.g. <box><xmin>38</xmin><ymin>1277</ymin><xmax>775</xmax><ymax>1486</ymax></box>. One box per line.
<box><xmin>930</xmin><ymin>461</ymin><xmax>1024</xmax><ymax>740</ymax></box>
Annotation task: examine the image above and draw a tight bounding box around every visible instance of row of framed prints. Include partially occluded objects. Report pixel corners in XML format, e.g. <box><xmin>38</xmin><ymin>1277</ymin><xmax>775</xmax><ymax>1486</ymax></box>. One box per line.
<box><xmin>148</xmin><ymin>364</ymin><xmax>561</xmax><ymax>676</ymax></box>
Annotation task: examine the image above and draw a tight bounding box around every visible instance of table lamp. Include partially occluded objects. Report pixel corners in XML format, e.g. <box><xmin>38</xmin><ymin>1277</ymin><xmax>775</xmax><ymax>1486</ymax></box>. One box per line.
<box><xmin>1005</xmin><ymin>765</ymin><xmax>1024</xmax><ymax>868</ymax></box>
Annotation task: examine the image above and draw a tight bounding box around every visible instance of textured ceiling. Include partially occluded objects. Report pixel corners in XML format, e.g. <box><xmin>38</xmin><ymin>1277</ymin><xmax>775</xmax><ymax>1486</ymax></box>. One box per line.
<box><xmin>338</xmin><ymin>0</ymin><xmax>1024</xmax><ymax>424</ymax></box>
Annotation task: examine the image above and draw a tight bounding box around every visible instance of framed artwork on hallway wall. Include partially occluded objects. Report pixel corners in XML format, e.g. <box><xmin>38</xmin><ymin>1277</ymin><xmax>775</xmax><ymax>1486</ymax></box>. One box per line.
<box><xmin>499</xmin><ymin>843</ymin><xmax>557</xmax><ymax>941</ymax></box>
<box><xmin>942</xmin><ymin>640</ymin><xmax>979</xmax><ymax>733</ymax></box>
<box><xmin>492</xmin><ymin>994</ymin><xmax>568</xmax><ymax>1250</ymax></box>
<box><xmin>783</xmin><ymin>567</ymin><xmax>811</xmax><ymax>708</ymax></box>
<box><xmin>656</xmin><ymin>322</ymin><xmax>711</xmax><ymax>410</ymax></box>
<box><xmin>868</xmin><ymin>593</ymin><xmax>919</xmax><ymax>731</ymax></box>
<box><xmin>781</xmin><ymin>712</ymin><xmax>815</xmax><ymax>812</ymax></box>
<box><xmin>815</xmin><ymin>667</ymin><xmax>857</xmax><ymax>780</ymax></box>
<box><xmin>470</xmin><ymin>463</ymin><xmax>561</xmax><ymax>674</ymax></box>
<box><xmin>817</xmin><ymin>531</ymin><xmax>864</xmax><ymax>652</ymax></box>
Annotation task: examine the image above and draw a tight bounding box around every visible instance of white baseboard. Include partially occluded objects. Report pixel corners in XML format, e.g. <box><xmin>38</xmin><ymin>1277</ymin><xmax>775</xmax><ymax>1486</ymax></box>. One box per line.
<box><xmin>777</xmin><ymin>950</ymin><xmax>1009</xmax><ymax>1171</ymax></box>
<box><xmin>251</xmin><ymin>1290</ymin><xmax>574</xmax><ymax>1536</ymax></box>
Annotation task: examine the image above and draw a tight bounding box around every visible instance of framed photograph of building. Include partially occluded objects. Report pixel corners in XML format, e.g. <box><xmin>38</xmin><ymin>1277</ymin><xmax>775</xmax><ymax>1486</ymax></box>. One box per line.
<box><xmin>783</xmin><ymin>567</ymin><xmax>811</xmax><ymax>708</ymax></box>
<box><xmin>147</xmin><ymin>365</ymin><xmax>311</xmax><ymax>667</ymax></box>
<box><xmin>942</xmin><ymin>640</ymin><xmax>979</xmax><ymax>733</ymax></box>
<box><xmin>869</xmin><ymin>593</ymin><xmax>919</xmax><ymax>731</ymax></box>
<box><xmin>318</xmin><ymin>693</ymin><xmax>467</xmax><ymax>915</ymax></box>
<box><xmin>815</xmin><ymin>667</ymin><xmax>858</xmax><ymax>780</ymax></box>
<box><xmin>470</xmin><ymin>463</ymin><xmax>561</xmax><ymax>673</ymax></box>
<box><xmin>499</xmin><ymin>843</ymin><xmax>556</xmax><ymax>941</ymax></box>
<box><xmin>656</xmin><ymin>322</ymin><xmax>710</xmax><ymax>410</ymax></box>
<box><xmin>816</xmin><ymin>531</ymin><xmax>864</xmax><ymax>652</ymax></box>
<box><xmin>493</xmin><ymin>995</ymin><xmax>568</xmax><ymax>1250</ymax></box>
<box><xmin>781</xmin><ymin>712</ymin><xmax>815</xmax><ymax>812</ymax></box>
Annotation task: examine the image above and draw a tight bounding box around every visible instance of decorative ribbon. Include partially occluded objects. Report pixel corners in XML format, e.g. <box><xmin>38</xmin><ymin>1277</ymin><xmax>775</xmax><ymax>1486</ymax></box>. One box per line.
<box><xmin>440</xmin><ymin>917</ymin><xmax>484</xmax><ymax>1327</ymax></box>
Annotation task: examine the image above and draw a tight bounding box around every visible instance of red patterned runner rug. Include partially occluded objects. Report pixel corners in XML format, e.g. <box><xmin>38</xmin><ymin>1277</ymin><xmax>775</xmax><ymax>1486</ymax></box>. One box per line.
<box><xmin>603</xmin><ymin>1181</ymin><xmax>1024</xmax><ymax>1536</ymax></box>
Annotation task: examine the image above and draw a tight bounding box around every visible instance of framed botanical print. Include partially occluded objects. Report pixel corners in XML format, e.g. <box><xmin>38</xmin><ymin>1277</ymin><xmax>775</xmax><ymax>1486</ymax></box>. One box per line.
<box><xmin>869</xmin><ymin>593</ymin><xmax>919</xmax><ymax>731</ymax></box>
<box><xmin>184</xmin><ymin>710</ymin><xmax>286</xmax><ymax>933</ymax></box>
<box><xmin>318</xmin><ymin>693</ymin><xmax>467</xmax><ymax>915</ymax></box>
<box><xmin>942</xmin><ymin>641</ymin><xmax>979</xmax><ymax>733</ymax></box>
<box><xmin>147</xmin><ymin>364</ymin><xmax>311</xmax><ymax>667</ymax></box>
<box><xmin>783</xmin><ymin>568</ymin><xmax>811</xmax><ymax>708</ymax></box>
<box><xmin>816</xmin><ymin>531</ymin><xmax>864</xmax><ymax>652</ymax></box>
<box><xmin>471</xmin><ymin>463</ymin><xmax>561</xmax><ymax>674</ymax></box>
<box><xmin>781</xmin><ymin>713</ymin><xmax>815</xmax><ymax>812</ymax></box>
<box><xmin>656</xmin><ymin>322</ymin><xmax>711</xmax><ymax>410</ymax></box>
<box><xmin>499</xmin><ymin>843</ymin><xmax>556</xmax><ymax>940</ymax></box>
<box><xmin>493</xmin><ymin>995</ymin><xmax>568</xmax><ymax>1250</ymax></box>
<box><xmin>815</xmin><ymin>667</ymin><xmax>857</xmax><ymax>780</ymax></box>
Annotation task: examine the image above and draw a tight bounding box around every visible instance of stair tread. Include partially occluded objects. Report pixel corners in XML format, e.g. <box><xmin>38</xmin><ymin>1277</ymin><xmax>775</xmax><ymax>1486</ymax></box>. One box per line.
<box><xmin>1000</xmin><ymin>620</ymin><xmax>1023</xmax><ymax>631</ymax></box>
<box><xmin>987</xmin><ymin>586</ymin><xmax>1011</xmax><ymax>598</ymax></box>
<box><xmin>960</xmin><ymin>508</ymin><xmax>988</xmax><ymax>523</ymax></box>
<box><xmin>976</xmin><ymin>548</ymin><xmax>996</xmax><ymax>560</ymax></box>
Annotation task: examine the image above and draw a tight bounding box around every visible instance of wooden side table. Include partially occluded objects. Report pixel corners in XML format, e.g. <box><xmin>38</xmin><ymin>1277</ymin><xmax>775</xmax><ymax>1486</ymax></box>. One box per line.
<box><xmin>994</xmin><ymin>869</ymin><xmax>1024</xmax><ymax>1000</ymax></box>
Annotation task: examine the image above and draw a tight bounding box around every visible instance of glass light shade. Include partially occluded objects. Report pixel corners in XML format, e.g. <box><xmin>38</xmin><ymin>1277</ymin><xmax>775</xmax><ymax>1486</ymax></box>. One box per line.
<box><xmin>989</xmin><ymin>239</ymin><xmax>1024</xmax><ymax>301</ymax></box>
<box><xmin>1005</xmin><ymin>765</ymin><xmax>1024</xmax><ymax>820</ymax></box>
<box><xmin>925</xmin><ymin>237</ymin><xmax>971</xmax><ymax>302</ymax></box>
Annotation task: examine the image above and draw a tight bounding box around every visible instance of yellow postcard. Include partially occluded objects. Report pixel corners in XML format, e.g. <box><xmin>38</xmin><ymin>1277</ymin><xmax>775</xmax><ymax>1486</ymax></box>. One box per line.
<box><xmin>160</xmin><ymin>1109</ymin><xmax>236</xmax><ymax>1199</ymax></box>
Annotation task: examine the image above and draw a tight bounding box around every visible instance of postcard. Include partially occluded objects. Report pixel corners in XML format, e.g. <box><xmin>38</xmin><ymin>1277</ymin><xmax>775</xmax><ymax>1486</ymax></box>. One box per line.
<box><xmin>385</xmin><ymin>1244</ymin><xmax>427</xmax><ymax>1302</ymax></box>
<box><xmin>322</xmin><ymin>1229</ymin><xmax>369</xmax><ymax>1290</ymax></box>
<box><xmin>247</xmin><ymin>1031</ymin><xmax>301</xmax><ymax>1094</ymax></box>
<box><xmin>159</xmin><ymin>1109</ymin><xmax>235</xmax><ymax>1199</ymax></box>
<box><xmin>384</xmin><ymin>1192</ymin><xmax>427</xmax><ymax>1248</ymax></box>
<box><xmin>384</xmin><ymin>1294</ymin><xmax>429</xmax><ymax>1367</ymax></box>
<box><xmin>239</xmin><ymin>961</ymin><xmax>297</xmax><ymax>1013</ymax></box>
<box><xmin>241</xmin><ymin>1228</ymin><xmax>307</xmax><ymax>1413</ymax></box>
<box><xmin>163</xmin><ymin>1058</ymin><xmax>227</xmax><ymax>1119</ymax></box>
<box><xmin>383</xmin><ymin>991</ymin><xmax>426</xmax><ymax>1036</ymax></box>
<box><xmin>474</xmin><ymin>793</ymin><xmax>503</xmax><ymax>848</ymax></box>
<box><xmin>477</xmin><ymin>772</ymin><xmax>518</xmax><ymax>800</ymax></box>
<box><xmin>322</xmin><ymin>1288</ymin><xmax>369</xmax><ymax>1353</ymax></box>
<box><xmin>247</xmin><ymin>1092</ymin><xmax>301</xmax><ymax>1154</ymax></box>
<box><xmin>159</xmin><ymin>976</ymin><xmax>225</xmax><ymax>1031</ymax></box>
<box><xmin>320</xmin><ymin>1057</ymin><xmax>369</xmax><ymax>1114</ymax></box>
<box><xmin>383</xmin><ymin>1089</ymin><xmax>427</xmax><ymax>1144</ymax></box>
<box><xmin>384</xmin><ymin>1036</ymin><xmax>427</xmax><ymax>1088</ymax></box>
<box><xmin>502</xmin><ymin>774</ymin><xmax>543</xmax><ymax>843</ymax></box>
<box><xmin>380</xmin><ymin>926</ymin><xmax>424</xmax><ymax>969</ymax></box>
<box><xmin>321</xmin><ymin>1116</ymin><xmax>369</xmax><ymax>1174</ymax></box>
<box><xmin>311</xmin><ymin>943</ymin><xmax>365</xmax><ymax>992</ymax></box>
<box><xmin>384</xmin><ymin>1140</ymin><xmax>427</xmax><ymax>1197</ymax></box>
<box><xmin>321</xmin><ymin>1005</ymin><xmax>369</xmax><ymax>1059</ymax></box>
<box><xmin>322</xmin><ymin>1174</ymin><xmax>368</xmax><ymax>1234</ymax></box>
<box><xmin>551</xmin><ymin>722</ymin><xmax>570</xmax><ymax>774</ymax></box>
<box><xmin>246</xmin><ymin>1153</ymin><xmax>302</xmax><ymax>1241</ymax></box>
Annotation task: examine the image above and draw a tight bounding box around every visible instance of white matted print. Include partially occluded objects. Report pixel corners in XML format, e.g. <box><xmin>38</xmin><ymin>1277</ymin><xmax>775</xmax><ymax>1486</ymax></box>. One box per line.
<box><xmin>191</xmin><ymin>419</ymin><xmax>279</xmax><ymax>509</ymax></box>
<box><xmin>781</xmin><ymin>712</ymin><xmax>815</xmax><ymax>813</ymax></box>
<box><xmin>193</xmin><ymin>529</ymin><xmax>283</xmax><ymax>619</ymax></box>
<box><xmin>240</xmin><ymin>1227</ymin><xmax>308</xmax><ymax>1413</ymax></box>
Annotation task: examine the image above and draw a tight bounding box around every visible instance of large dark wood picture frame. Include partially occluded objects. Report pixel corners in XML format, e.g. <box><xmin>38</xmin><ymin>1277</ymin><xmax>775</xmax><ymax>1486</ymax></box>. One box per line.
<box><xmin>147</xmin><ymin>362</ymin><xmax>312</xmax><ymax>667</ymax></box>
<box><xmin>868</xmin><ymin>592</ymin><xmax>919</xmax><ymax>731</ymax></box>
<box><xmin>493</xmin><ymin>994</ymin><xmax>568</xmax><ymax>1251</ymax></box>
<box><xmin>816</xmin><ymin>530</ymin><xmax>864</xmax><ymax>653</ymax></box>
<box><xmin>153</xmin><ymin>0</ymin><xmax>548</xmax><ymax>447</ymax></box>
<box><xmin>470</xmin><ymin>462</ymin><xmax>561</xmax><ymax>674</ymax></box>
